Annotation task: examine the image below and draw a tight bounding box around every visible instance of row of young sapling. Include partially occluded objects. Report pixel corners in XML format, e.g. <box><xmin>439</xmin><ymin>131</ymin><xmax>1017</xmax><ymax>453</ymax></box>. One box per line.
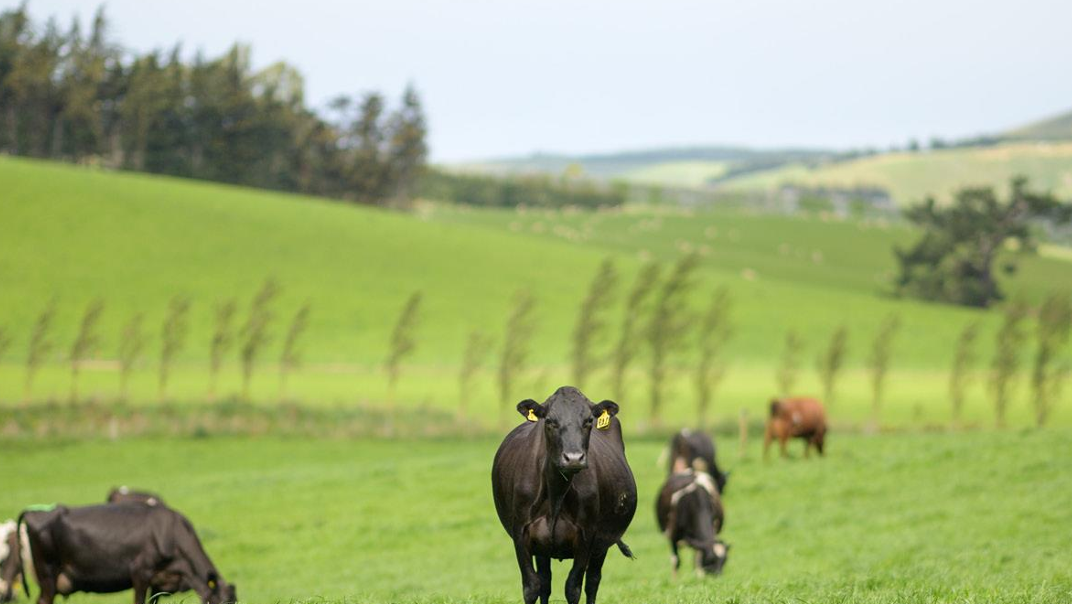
<box><xmin>3</xmin><ymin>279</ymin><xmax>308</xmax><ymax>404</ymax></box>
<box><xmin>1</xmin><ymin>256</ymin><xmax>1068</xmax><ymax>429</ymax></box>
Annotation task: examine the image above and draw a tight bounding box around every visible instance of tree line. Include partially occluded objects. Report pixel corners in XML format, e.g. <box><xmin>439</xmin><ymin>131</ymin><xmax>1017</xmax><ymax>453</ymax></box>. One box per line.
<box><xmin>0</xmin><ymin>6</ymin><xmax>427</xmax><ymax>206</ymax></box>
<box><xmin>2</xmin><ymin>267</ymin><xmax>1068</xmax><ymax>429</ymax></box>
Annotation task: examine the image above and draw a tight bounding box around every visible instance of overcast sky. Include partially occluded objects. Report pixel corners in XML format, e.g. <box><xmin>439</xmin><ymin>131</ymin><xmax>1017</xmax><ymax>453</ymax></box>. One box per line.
<box><xmin>15</xmin><ymin>0</ymin><xmax>1072</xmax><ymax>161</ymax></box>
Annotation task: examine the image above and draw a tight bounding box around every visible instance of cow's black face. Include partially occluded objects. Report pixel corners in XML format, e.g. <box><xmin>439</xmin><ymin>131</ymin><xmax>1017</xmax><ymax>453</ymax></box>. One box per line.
<box><xmin>518</xmin><ymin>387</ymin><xmax>619</xmax><ymax>476</ymax></box>
<box><xmin>701</xmin><ymin>540</ymin><xmax>730</xmax><ymax>575</ymax></box>
<box><xmin>205</xmin><ymin>576</ymin><xmax>236</xmax><ymax>604</ymax></box>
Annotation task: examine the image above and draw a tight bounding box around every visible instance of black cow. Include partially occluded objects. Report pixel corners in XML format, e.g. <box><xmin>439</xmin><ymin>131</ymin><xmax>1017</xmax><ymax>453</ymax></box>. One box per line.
<box><xmin>492</xmin><ymin>386</ymin><xmax>637</xmax><ymax>604</ymax></box>
<box><xmin>15</xmin><ymin>504</ymin><xmax>235</xmax><ymax>604</ymax></box>
<box><xmin>667</xmin><ymin>429</ymin><xmax>728</xmax><ymax>494</ymax></box>
<box><xmin>656</xmin><ymin>470</ymin><xmax>729</xmax><ymax>577</ymax></box>
<box><xmin>106</xmin><ymin>487</ymin><xmax>165</xmax><ymax>507</ymax></box>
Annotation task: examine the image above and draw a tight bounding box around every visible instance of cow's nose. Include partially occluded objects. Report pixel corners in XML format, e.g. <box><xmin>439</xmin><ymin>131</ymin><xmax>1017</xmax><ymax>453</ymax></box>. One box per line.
<box><xmin>562</xmin><ymin>452</ymin><xmax>586</xmax><ymax>467</ymax></box>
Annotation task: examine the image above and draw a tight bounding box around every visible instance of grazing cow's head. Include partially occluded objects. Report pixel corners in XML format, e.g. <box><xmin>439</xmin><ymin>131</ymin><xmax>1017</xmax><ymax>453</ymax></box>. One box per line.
<box><xmin>0</xmin><ymin>520</ymin><xmax>18</xmax><ymax>604</ymax></box>
<box><xmin>769</xmin><ymin>398</ymin><xmax>784</xmax><ymax>417</ymax></box>
<box><xmin>517</xmin><ymin>387</ymin><xmax>619</xmax><ymax>476</ymax></box>
<box><xmin>205</xmin><ymin>574</ymin><xmax>236</xmax><ymax>604</ymax></box>
<box><xmin>700</xmin><ymin>540</ymin><xmax>730</xmax><ymax>575</ymax></box>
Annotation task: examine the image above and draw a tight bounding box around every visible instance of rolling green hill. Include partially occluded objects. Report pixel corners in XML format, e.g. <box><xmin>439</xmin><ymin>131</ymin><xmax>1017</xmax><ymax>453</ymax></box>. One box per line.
<box><xmin>1003</xmin><ymin>107</ymin><xmax>1072</xmax><ymax>142</ymax></box>
<box><xmin>717</xmin><ymin>142</ymin><xmax>1072</xmax><ymax>204</ymax></box>
<box><xmin>1</xmin><ymin>157</ymin><xmax>1070</xmax><ymax>427</ymax></box>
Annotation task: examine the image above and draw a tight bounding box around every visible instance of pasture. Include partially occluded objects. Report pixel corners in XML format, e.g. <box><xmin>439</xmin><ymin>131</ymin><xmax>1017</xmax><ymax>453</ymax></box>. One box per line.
<box><xmin>1</xmin><ymin>429</ymin><xmax>1070</xmax><ymax>603</ymax></box>
<box><xmin>4</xmin><ymin>157</ymin><xmax>1072</xmax><ymax>430</ymax></box>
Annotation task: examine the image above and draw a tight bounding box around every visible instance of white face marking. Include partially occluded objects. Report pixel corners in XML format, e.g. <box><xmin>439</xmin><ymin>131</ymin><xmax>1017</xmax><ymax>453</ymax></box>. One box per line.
<box><xmin>118</xmin><ymin>486</ymin><xmax>130</xmax><ymax>494</ymax></box>
<box><xmin>147</xmin><ymin>498</ymin><xmax>158</xmax><ymax>506</ymax></box>
<box><xmin>714</xmin><ymin>543</ymin><xmax>727</xmax><ymax>558</ymax></box>
<box><xmin>0</xmin><ymin>519</ymin><xmax>14</xmax><ymax>562</ymax></box>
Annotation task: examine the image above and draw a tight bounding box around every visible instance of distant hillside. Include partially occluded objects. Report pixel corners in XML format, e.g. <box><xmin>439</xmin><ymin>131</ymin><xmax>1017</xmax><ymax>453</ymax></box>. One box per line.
<box><xmin>717</xmin><ymin>142</ymin><xmax>1072</xmax><ymax>204</ymax></box>
<box><xmin>458</xmin><ymin>146</ymin><xmax>832</xmax><ymax>180</ymax></box>
<box><xmin>1003</xmin><ymin>108</ymin><xmax>1072</xmax><ymax>142</ymax></box>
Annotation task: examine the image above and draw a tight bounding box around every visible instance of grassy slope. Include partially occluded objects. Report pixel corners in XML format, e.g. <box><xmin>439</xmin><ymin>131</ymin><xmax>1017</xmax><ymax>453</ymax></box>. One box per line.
<box><xmin>717</xmin><ymin>142</ymin><xmax>1072</xmax><ymax>203</ymax></box>
<box><xmin>1</xmin><ymin>432</ymin><xmax>1069</xmax><ymax>603</ymax></box>
<box><xmin>2</xmin><ymin>157</ymin><xmax>1071</xmax><ymax>427</ymax></box>
<box><xmin>619</xmin><ymin>160</ymin><xmax>728</xmax><ymax>188</ymax></box>
<box><xmin>1004</xmin><ymin>108</ymin><xmax>1072</xmax><ymax>142</ymax></box>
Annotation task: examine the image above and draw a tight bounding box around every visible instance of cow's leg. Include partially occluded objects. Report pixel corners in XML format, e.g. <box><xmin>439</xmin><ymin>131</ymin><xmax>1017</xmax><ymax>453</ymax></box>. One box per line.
<box><xmin>803</xmin><ymin>436</ymin><xmax>811</xmax><ymax>458</ymax></box>
<box><xmin>514</xmin><ymin>540</ymin><xmax>540</xmax><ymax>604</ymax></box>
<box><xmin>816</xmin><ymin>431</ymin><xmax>826</xmax><ymax>456</ymax></box>
<box><xmin>564</xmin><ymin>548</ymin><xmax>590</xmax><ymax>604</ymax></box>
<box><xmin>583</xmin><ymin>547</ymin><xmax>609</xmax><ymax>604</ymax></box>
<box><xmin>535</xmin><ymin>555</ymin><xmax>552</xmax><ymax>604</ymax></box>
<box><xmin>779</xmin><ymin>433</ymin><xmax>789</xmax><ymax>458</ymax></box>
<box><xmin>131</xmin><ymin>579</ymin><xmax>148</xmax><ymax>604</ymax></box>
<box><xmin>669</xmin><ymin>539</ymin><xmax>681</xmax><ymax>580</ymax></box>
<box><xmin>34</xmin><ymin>570</ymin><xmax>56</xmax><ymax>604</ymax></box>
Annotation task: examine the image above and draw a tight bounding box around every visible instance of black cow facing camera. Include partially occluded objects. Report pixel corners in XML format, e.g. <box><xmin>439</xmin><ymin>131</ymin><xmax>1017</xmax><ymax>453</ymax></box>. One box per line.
<box><xmin>492</xmin><ymin>386</ymin><xmax>637</xmax><ymax>604</ymax></box>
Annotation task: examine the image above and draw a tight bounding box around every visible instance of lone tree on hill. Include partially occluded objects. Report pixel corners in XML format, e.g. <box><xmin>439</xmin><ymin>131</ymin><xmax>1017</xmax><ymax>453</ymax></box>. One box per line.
<box><xmin>572</xmin><ymin>258</ymin><xmax>618</xmax><ymax>391</ymax></box>
<box><xmin>894</xmin><ymin>177</ymin><xmax>1071</xmax><ymax>308</ymax></box>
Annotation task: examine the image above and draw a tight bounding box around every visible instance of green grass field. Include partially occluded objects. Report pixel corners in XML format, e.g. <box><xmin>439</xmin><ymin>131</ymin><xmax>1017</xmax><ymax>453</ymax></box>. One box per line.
<box><xmin>717</xmin><ymin>142</ymin><xmax>1072</xmax><ymax>204</ymax></box>
<box><xmin>2</xmin><ymin>156</ymin><xmax>1072</xmax><ymax>429</ymax></box>
<box><xmin>2</xmin><ymin>430</ymin><xmax>1070</xmax><ymax>603</ymax></box>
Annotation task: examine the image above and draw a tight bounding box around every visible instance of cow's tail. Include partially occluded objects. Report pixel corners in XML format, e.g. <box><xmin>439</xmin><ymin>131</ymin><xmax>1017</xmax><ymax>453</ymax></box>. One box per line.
<box><xmin>15</xmin><ymin>513</ymin><xmax>30</xmax><ymax>598</ymax></box>
<box><xmin>615</xmin><ymin>539</ymin><xmax>635</xmax><ymax>560</ymax></box>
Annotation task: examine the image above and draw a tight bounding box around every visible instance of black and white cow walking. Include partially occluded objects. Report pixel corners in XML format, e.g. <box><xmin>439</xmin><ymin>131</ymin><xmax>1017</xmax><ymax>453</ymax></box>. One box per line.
<box><xmin>655</xmin><ymin>469</ymin><xmax>730</xmax><ymax>577</ymax></box>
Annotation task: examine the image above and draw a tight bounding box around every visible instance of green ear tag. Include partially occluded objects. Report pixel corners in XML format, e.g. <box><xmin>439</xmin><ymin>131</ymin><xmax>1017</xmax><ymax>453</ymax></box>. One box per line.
<box><xmin>527</xmin><ymin>409</ymin><xmax>539</xmax><ymax>422</ymax></box>
<box><xmin>596</xmin><ymin>410</ymin><xmax>611</xmax><ymax>430</ymax></box>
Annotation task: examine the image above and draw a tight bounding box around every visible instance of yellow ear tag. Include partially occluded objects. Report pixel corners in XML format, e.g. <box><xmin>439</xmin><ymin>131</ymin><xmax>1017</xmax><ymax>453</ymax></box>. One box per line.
<box><xmin>208</xmin><ymin>580</ymin><xmax>216</xmax><ymax>589</ymax></box>
<box><xmin>596</xmin><ymin>410</ymin><xmax>611</xmax><ymax>430</ymax></box>
<box><xmin>527</xmin><ymin>409</ymin><xmax>539</xmax><ymax>422</ymax></box>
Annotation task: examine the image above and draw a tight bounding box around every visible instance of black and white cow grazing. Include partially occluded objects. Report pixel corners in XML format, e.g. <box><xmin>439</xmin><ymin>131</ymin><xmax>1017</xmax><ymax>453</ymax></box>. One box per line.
<box><xmin>16</xmin><ymin>504</ymin><xmax>235</xmax><ymax>604</ymax></box>
<box><xmin>656</xmin><ymin>470</ymin><xmax>729</xmax><ymax>577</ymax></box>
<box><xmin>0</xmin><ymin>519</ymin><xmax>19</xmax><ymax>603</ymax></box>
<box><xmin>492</xmin><ymin>386</ymin><xmax>637</xmax><ymax>604</ymax></box>
<box><xmin>667</xmin><ymin>429</ymin><xmax>728</xmax><ymax>494</ymax></box>
<box><xmin>106</xmin><ymin>487</ymin><xmax>165</xmax><ymax>507</ymax></box>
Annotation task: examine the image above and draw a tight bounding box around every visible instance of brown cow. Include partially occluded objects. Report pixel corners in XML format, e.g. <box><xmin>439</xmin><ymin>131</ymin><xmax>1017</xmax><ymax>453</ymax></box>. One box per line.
<box><xmin>763</xmin><ymin>397</ymin><xmax>827</xmax><ymax>459</ymax></box>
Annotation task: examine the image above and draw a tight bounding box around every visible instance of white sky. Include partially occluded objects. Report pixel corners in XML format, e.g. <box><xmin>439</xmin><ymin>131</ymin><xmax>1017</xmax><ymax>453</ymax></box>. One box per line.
<box><xmin>14</xmin><ymin>0</ymin><xmax>1072</xmax><ymax>161</ymax></box>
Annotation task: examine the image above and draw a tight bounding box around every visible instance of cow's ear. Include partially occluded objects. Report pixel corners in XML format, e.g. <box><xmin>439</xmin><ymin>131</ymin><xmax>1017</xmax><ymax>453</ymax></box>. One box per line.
<box><xmin>592</xmin><ymin>399</ymin><xmax>619</xmax><ymax>417</ymax></box>
<box><xmin>517</xmin><ymin>399</ymin><xmax>545</xmax><ymax>421</ymax></box>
